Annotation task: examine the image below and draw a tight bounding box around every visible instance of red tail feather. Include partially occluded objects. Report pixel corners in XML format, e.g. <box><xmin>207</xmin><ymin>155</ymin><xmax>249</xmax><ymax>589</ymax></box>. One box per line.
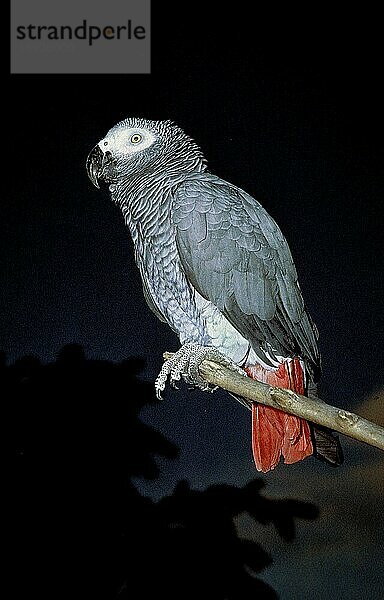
<box><xmin>245</xmin><ymin>359</ymin><xmax>313</xmax><ymax>472</ymax></box>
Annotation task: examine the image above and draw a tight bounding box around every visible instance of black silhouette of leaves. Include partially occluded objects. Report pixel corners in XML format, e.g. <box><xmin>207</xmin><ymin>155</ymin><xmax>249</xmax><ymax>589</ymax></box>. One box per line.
<box><xmin>7</xmin><ymin>345</ymin><xmax>318</xmax><ymax>599</ymax></box>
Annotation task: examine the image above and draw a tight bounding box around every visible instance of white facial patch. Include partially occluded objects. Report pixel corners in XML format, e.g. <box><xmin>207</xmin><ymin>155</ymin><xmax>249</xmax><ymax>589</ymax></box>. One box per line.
<box><xmin>98</xmin><ymin>127</ymin><xmax>156</xmax><ymax>156</ymax></box>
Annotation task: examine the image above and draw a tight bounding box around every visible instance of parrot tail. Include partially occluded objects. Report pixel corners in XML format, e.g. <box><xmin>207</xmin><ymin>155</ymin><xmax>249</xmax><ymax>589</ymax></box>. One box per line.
<box><xmin>245</xmin><ymin>358</ymin><xmax>313</xmax><ymax>472</ymax></box>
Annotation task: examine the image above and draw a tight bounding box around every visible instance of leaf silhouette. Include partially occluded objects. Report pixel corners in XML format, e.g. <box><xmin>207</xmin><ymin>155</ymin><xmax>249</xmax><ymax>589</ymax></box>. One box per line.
<box><xmin>6</xmin><ymin>344</ymin><xmax>318</xmax><ymax>599</ymax></box>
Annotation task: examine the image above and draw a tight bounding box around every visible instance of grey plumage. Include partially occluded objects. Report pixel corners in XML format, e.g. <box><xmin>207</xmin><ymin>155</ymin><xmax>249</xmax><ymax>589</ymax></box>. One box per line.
<box><xmin>172</xmin><ymin>174</ymin><xmax>320</xmax><ymax>380</ymax></box>
<box><xmin>86</xmin><ymin>118</ymin><xmax>319</xmax><ymax>373</ymax></box>
<box><xmin>86</xmin><ymin>117</ymin><xmax>341</xmax><ymax>466</ymax></box>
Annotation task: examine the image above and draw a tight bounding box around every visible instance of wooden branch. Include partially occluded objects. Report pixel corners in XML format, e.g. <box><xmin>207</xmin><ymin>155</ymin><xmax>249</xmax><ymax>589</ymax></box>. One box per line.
<box><xmin>163</xmin><ymin>352</ymin><xmax>384</xmax><ymax>451</ymax></box>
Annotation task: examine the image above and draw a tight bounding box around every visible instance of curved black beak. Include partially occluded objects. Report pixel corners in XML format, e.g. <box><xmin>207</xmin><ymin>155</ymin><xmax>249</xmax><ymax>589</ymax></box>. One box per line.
<box><xmin>86</xmin><ymin>145</ymin><xmax>115</xmax><ymax>189</ymax></box>
<box><xmin>86</xmin><ymin>145</ymin><xmax>104</xmax><ymax>188</ymax></box>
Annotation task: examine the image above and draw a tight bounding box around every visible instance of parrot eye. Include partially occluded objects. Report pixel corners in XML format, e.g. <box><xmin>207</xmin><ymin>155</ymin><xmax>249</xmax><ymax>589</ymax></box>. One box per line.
<box><xmin>130</xmin><ymin>133</ymin><xmax>143</xmax><ymax>144</ymax></box>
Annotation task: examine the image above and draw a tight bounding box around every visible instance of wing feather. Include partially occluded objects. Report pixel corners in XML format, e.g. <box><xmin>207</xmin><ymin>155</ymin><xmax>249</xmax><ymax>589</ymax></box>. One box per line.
<box><xmin>172</xmin><ymin>174</ymin><xmax>320</xmax><ymax>379</ymax></box>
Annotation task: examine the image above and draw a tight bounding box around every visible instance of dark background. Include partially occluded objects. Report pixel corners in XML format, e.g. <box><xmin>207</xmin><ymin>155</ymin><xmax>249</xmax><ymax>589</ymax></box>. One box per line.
<box><xmin>5</xmin><ymin>5</ymin><xmax>384</xmax><ymax>599</ymax></box>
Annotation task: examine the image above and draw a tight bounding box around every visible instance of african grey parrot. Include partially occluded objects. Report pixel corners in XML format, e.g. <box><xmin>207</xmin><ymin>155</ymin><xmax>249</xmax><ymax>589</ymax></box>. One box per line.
<box><xmin>86</xmin><ymin>117</ymin><xmax>342</xmax><ymax>472</ymax></box>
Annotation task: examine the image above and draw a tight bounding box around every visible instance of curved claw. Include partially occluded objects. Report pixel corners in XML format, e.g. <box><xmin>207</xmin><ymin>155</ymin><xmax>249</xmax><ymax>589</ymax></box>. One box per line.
<box><xmin>156</xmin><ymin>389</ymin><xmax>163</xmax><ymax>401</ymax></box>
<box><xmin>155</xmin><ymin>343</ymin><xmax>240</xmax><ymax>398</ymax></box>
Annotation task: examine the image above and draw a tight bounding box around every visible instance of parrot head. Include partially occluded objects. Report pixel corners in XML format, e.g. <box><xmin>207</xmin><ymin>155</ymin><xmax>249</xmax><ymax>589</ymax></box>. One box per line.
<box><xmin>86</xmin><ymin>117</ymin><xmax>206</xmax><ymax>189</ymax></box>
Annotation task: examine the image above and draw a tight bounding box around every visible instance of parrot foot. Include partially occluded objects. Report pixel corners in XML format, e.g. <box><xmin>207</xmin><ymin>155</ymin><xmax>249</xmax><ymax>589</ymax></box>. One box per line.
<box><xmin>155</xmin><ymin>343</ymin><xmax>242</xmax><ymax>400</ymax></box>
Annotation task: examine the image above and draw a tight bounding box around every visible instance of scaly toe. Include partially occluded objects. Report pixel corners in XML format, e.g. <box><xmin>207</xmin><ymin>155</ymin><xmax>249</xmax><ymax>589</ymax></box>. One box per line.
<box><xmin>156</xmin><ymin>344</ymin><xmax>244</xmax><ymax>397</ymax></box>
